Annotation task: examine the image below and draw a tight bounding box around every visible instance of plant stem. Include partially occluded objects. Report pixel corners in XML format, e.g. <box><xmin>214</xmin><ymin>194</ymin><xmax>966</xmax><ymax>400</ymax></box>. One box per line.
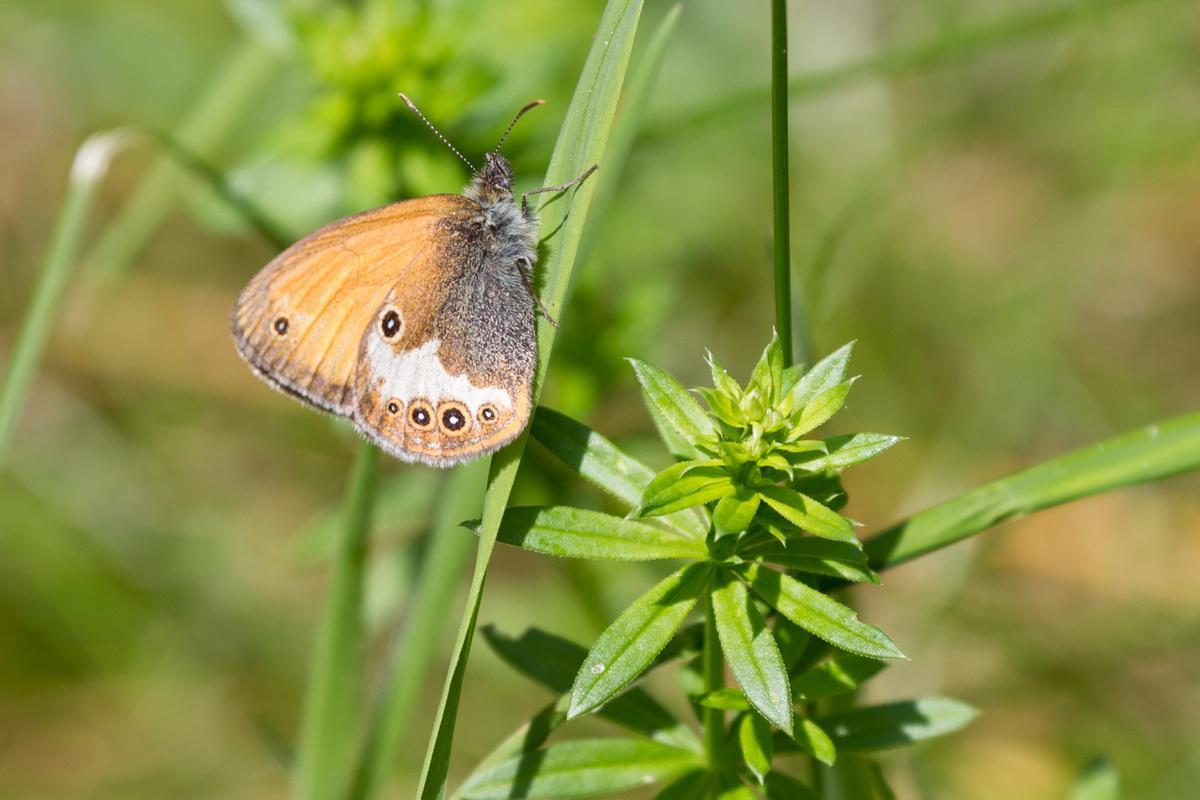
<box><xmin>0</xmin><ymin>131</ymin><xmax>131</xmax><ymax>465</ymax></box>
<box><xmin>294</xmin><ymin>441</ymin><xmax>379</xmax><ymax>800</ymax></box>
<box><xmin>770</xmin><ymin>0</ymin><xmax>794</xmax><ymax>366</ymax></box>
<box><xmin>702</xmin><ymin>594</ymin><xmax>725</xmax><ymax>777</ymax></box>
<box><xmin>350</xmin><ymin>459</ymin><xmax>488</xmax><ymax>800</ymax></box>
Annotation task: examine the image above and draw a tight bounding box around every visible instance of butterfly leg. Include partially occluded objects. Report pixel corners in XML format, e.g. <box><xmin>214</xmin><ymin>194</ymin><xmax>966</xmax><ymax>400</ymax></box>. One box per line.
<box><xmin>521</xmin><ymin>164</ymin><xmax>598</xmax><ymax>216</ymax></box>
<box><xmin>516</xmin><ymin>257</ymin><xmax>559</xmax><ymax>329</ymax></box>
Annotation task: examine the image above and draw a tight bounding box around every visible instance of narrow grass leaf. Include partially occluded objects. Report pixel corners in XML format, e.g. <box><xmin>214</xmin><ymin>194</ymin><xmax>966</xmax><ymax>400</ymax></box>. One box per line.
<box><xmin>738</xmin><ymin>564</ymin><xmax>904</xmax><ymax>660</ymax></box>
<box><xmin>629</xmin><ymin>358</ymin><xmax>716</xmax><ymax>445</ymax></box>
<box><xmin>742</xmin><ymin>536</ymin><xmax>878</xmax><ymax>583</ymax></box>
<box><xmin>0</xmin><ymin>130</ymin><xmax>134</xmax><ymax>463</ymax></box>
<box><xmin>456</xmin><ymin>739</ymin><xmax>702</xmax><ymax>799</ymax></box>
<box><xmin>866</xmin><ymin>412</ymin><xmax>1200</xmax><ymax>570</ymax></box>
<box><xmin>711</xmin><ymin>572</ymin><xmax>793</xmax><ymax>734</ymax></box>
<box><xmin>785</xmin><ymin>343</ymin><xmax>853</xmax><ymax>413</ymax></box>
<box><xmin>416</xmin><ymin>2</ymin><xmax>646</xmax><ymax>796</ymax></box>
<box><xmin>871</xmin><ymin>761</ymin><xmax>899</xmax><ymax>800</ymax></box>
<box><xmin>791</xmin><ymin>652</ymin><xmax>886</xmax><ymax>701</ymax></box>
<box><xmin>817</xmin><ymin>698</ymin><xmax>978</xmax><ymax>751</ymax></box>
<box><xmin>294</xmin><ymin>442</ymin><xmax>379</xmax><ymax>800</ymax></box>
<box><xmin>795</xmin><ymin>433</ymin><xmax>903</xmax><ymax>473</ymax></box>
<box><xmin>758</xmin><ymin>485</ymin><xmax>856</xmax><ymax>545</ymax></box>
<box><xmin>483</xmin><ymin>626</ymin><xmax>699</xmax><ymax>751</ymax></box>
<box><xmin>739</xmin><ymin>713</ymin><xmax>774</xmax><ymax>783</ymax></box>
<box><xmin>494</xmin><ymin>506</ymin><xmax>706</xmax><ymax>560</ymax></box>
<box><xmin>569</xmin><ymin>563</ymin><xmax>713</xmax><ymax>719</ymax></box>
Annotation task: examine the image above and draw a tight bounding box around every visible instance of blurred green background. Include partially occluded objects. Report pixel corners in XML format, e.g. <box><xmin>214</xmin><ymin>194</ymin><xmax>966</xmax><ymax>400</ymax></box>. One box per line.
<box><xmin>1</xmin><ymin>0</ymin><xmax>1198</xmax><ymax>797</ymax></box>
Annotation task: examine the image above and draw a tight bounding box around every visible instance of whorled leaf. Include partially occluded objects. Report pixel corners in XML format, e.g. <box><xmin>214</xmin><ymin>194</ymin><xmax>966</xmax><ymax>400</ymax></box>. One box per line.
<box><xmin>491</xmin><ymin>506</ymin><xmax>707</xmax><ymax>561</ymax></box>
<box><xmin>816</xmin><ymin>698</ymin><xmax>978</xmax><ymax>751</ymax></box>
<box><xmin>758</xmin><ymin>485</ymin><xmax>857</xmax><ymax>545</ymax></box>
<box><xmin>569</xmin><ymin>563</ymin><xmax>714</xmax><ymax>719</ymax></box>
<box><xmin>737</xmin><ymin>563</ymin><xmax>905</xmax><ymax>660</ymax></box>
<box><xmin>639</xmin><ymin>461</ymin><xmax>734</xmax><ymax>517</ymax></box>
<box><xmin>629</xmin><ymin>357</ymin><xmax>715</xmax><ymax>446</ymax></box>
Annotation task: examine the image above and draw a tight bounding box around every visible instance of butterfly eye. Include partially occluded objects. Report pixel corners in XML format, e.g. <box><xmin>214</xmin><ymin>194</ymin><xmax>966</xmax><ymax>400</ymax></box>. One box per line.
<box><xmin>274</xmin><ymin>317</ymin><xmax>288</xmax><ymax>335</ymax></box>
<box><xmin>479</xmin><ymin>405</ymin><xmax>497</xmax><ymax>423</ymax></box>
<box><xmin>380</xmin><ymin>310</ymin><xmax>402</xmax><ymax>339</ymax></box>
<box><xmin>386</xmin><ymin>401</ymin><xmax>400</xmax><ymax>415</ymax></box>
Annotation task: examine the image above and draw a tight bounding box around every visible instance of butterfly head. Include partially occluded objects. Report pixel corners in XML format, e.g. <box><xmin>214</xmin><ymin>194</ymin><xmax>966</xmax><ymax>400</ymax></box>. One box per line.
<box><xmin>481</xmin><ymin>152</ymin><xmax>513</xmax><ymax>192</ymax></box>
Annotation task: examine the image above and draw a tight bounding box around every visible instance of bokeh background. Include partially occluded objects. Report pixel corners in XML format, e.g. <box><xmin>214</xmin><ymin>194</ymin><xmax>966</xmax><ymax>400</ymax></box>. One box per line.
<box><xmin>2</xmin><ymin>0</ymin><xmax>1198</xmax><ymax>797</ymax></box>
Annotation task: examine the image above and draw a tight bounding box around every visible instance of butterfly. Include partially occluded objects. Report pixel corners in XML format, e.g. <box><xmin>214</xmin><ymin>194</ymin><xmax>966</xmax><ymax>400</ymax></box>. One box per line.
<box><xmin>231</xmin><ymin>95</ymin><xmax>595</xmax><ymax>467</ymax></box>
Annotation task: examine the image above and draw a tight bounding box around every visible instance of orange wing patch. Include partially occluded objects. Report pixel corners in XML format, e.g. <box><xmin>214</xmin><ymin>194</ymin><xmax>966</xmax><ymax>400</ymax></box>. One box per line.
<box><xmin>231</xmin><ymin>194</ymin><xmax>474</xmax><ymax>414</ymax></box>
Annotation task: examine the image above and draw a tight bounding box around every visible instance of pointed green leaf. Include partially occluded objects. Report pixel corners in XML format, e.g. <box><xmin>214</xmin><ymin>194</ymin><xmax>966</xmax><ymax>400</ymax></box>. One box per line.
<box><xmin>738</xmin><ymin>563</ymin><xmax>905</xmax><ymax>660</ymax></box>
<box><xmin>494</xmin><ymin>506</ymin><xmax>707</xmax><ymax>560</ymax></box>
<box><xmin>697</xmin><ymin>687</ymin><xmax>751</xmax><ymax>711</ymax></box>
<box><xmin>742</xmin><ymin>536</ymin><xmax>878</xmax><ymax>583</ymax></box>
<box><xmin>706</xmin><ymin>351</ymin><xmax>745</xmax><ymax>401</ymax></box>
<box><xmin>750</xmin><ymin>333</ymin><xmax>784</xmax><ymax>400</ymax></box>
<box><xmin>713</xmin><ymin>488</ymin><xmax>762</xmax><ymax>534</ymax></box>
<box><xmin>789</xmin><ymin>716</ymin><xmax>837</xmax><ymax>766</ymax></box>
<box><xmin>739</xmin><ymin>713</ymin><xmax>774</xmax><ymax>783</ymax></box>
<box><xmin>569</xmin><ymin>563</ymin><xmax>713</xmax><ymax>718</ymax></box>
<box><xmin>758</xmin><ymin>485</ymin><xmax>857</xmax><ymax>545</ymax></box>
<box><xmin>697</xmin><ymin>387</ymin><xmax>746</xmax><ymax>429</ymax></box>
<box><xmin>630</xmin><ymin>358</ymin><xmax>715</xmax><ymax>447</ymax></box>
<box><xmin>711</xmin><ymin>571</ymin><xmax>793</xmax><ymax>734</ymax></box>
<box><xmin>457</xmin><ymin>739</ymin><xmax>703</xmax><ymax>799</ymax></box>
<box><xmin>482</xmin><ymin>626</ymin><xmax>700</xmax><ymax>751</ymax></box>
<box><xmin>791</xmin><ymin>653</ymin><xmax>887</xmax><ymax>701</ymax></box>
<box><xmin>788</xmin><ymin>379</ymin><xmax>854</xmax><ymax>439</ymax></box>
<box><xmin>786</xmin><ymin>342</ymin><xmax>853</xmax><ymax>413</ymax></box>
<box><xmin>817</xmin><ymin>698</ymin><xmax>978</xmax><ymax>751</ymax></box>
<box><xmin>716</xmin><ymin>784</ymin><xmax>759</xmax><ymax>800</ymax></box>
<box><xmin>530</xmin><ymin>407</ymin><xmax>653</xmax><ymax>507</ymax></box>
<box><xmin>640</xmin><ymin>461</ymin><xmax>734</xmax><ymax>517</ymax></box>
<box><xmin>795</xmin><ymin>433</ymin><xmax>903</xmax><ymax>473</ymax></box>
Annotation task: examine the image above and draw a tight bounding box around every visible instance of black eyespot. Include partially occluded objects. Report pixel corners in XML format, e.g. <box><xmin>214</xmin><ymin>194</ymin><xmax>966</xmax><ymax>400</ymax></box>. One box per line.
<box><xmin>381</xmin><ymin>310</ymin><xmax>401</xmax><ymax>338</ymax></box>
<box><xmin>387</xmin><ymin>401</ymin><xmax>399</xmax><ymax>414</ymax></box>
<box><xmin>410</xmin><ymin>406</ymin><xmax>431</xmax><ymax>427</ymax></box>
<box><xmin>442</xmin><ymin>408</ymin><xmax>466</xmax><ymax>431</ymax></box>
<box><xmin>274</xmin><ymin>317</ymin><xmax>288</xmax><ymax>335</ymax></box>
<box><xmin>480</xmin><ymin>405</ymin><xmax>497</xmax><ymax>423</ymax></box>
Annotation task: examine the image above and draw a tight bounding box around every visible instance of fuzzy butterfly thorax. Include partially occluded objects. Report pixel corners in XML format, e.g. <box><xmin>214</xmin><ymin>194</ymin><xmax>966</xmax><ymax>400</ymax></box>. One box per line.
<box><xmin>231</xmin><ymin>149</ymin><xmax>545</xmax><ymax>467</ymax></box>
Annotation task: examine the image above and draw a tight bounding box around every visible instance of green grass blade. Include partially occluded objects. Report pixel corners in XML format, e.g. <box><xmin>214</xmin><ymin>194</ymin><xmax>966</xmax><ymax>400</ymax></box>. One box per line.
<box><xmin>456</xmin><ymin>739</ymin><xmax>703</xmax><ymax>800</ymax></box>
<box><xmin>0</xmin><ymin>131</ymin><xmax>134</xmax><ymax>465</ymax></box>
<box><xmin>293</xmin><ymin>441</ymin><xmax>379</xmax><ymax>800</ymax></box>
<box><xmin>492</xmin><ymin>506</ymin><xmax>707</xmax><ymax>561</ymax></box>
<box><xmin>415</xmin><ymin>2</ymin><xmax>646</xmax><ymax>796</ymax></box>
<box><xmin>866</xmin><ymin>412</ymin><xmax>1200</xmax><ymax>570</ymax></box>
<box><xmin>349</xmin><ymin>459</ymin><xmax>487</xmax><ymax>800</ymax></box>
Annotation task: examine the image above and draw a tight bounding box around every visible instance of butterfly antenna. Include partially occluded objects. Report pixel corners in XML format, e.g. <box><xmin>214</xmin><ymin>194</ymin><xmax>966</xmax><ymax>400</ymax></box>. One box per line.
<box><xmin>398</xmin><ymin>93</ymin><xmax>476</xmax><ymax>172</ymax></box>
<box><xmin>494</xmin><ymin>99</ymin><xmax>545</xmax><ymax>152</ymax></box>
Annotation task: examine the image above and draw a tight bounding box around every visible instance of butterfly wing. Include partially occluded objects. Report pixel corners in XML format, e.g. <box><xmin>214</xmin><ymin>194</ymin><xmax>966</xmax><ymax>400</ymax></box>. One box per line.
<box><xmin>351</xmin><ymin>206</ymin><xmax>536</xmax><ymax>467</ymax></box>
<box><xmin>231</xmin><ymin>195</ymin><xmax>467</xmax><ymax>415</ymax></box>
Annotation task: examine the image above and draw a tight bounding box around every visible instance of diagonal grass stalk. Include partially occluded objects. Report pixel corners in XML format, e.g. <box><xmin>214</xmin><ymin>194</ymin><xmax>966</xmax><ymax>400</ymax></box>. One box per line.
<box><xmin>0</xmin><ymin>131</ymin><xmax>134</xmax><ymax>465</ymax></box>
<box><xmin>414</xmin><ymin>2</ymin><xmax>646</xmax><ymax>796</ymax></box>
<box><xmin>349</xmin><ymin>458</ymin><xmax>489</xmax><ymax>800</ymax></box>
<box><xmin>293</xmin><ymin>441</ymin><xmax>379</xmax><ymax>800</ymax></box>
